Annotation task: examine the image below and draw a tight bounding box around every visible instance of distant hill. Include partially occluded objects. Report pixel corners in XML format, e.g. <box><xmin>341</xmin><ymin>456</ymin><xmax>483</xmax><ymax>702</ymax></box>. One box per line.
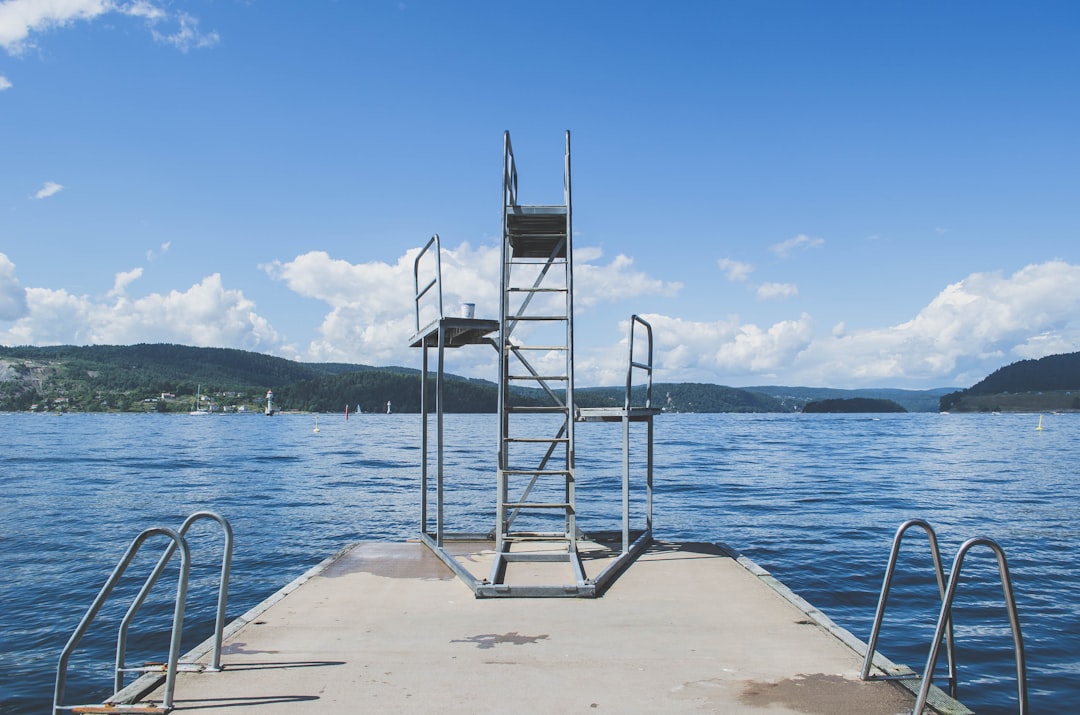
<box><xmin>940</xmin><ymin>351</ymin><xmax>1080</xmax><ymax>412</ymax></box>
<box><xmin>0</xmin><ymin>344</ymin><xmax>785</xmax><ymax>414</ymax></box>
<box><xmin>744</xmin><ymin>386</ymin><xmax>956</xmax><ymax>413</ymax></box>
<box><xmin>802</xmin><ymin>397</ymin><xmax>906</xmax><ymax>413</ymax></box>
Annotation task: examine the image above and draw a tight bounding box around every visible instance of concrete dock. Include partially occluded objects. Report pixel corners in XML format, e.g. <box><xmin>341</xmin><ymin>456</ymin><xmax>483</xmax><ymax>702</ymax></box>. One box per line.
<box><xmin>122</xmin><ymin>540</ymin><xmax>967</xmax><ymax>714</ymax></box>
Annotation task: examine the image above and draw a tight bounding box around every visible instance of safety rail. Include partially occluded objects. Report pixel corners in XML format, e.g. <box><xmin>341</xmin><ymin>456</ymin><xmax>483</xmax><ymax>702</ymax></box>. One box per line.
<box><xmin>54</xmin><ymin>528</ymin><xmax>190</xmax><ymax>715</ymax></box>
<box><xmin>503</xmin><ymin>131</ymin><xmax>517</xmax><ymax>207</ymax></box>
<box><xmin>913</xmin><ymin>537</ymin><xmax>1028</xmax><ymax>715</ymax></box>
<box><xmin>54</xmin><ymin>512</ymin><xmax>233</xmax><ymax>715</ymax></box>
<box><xmin>115</xmin><ymin>512</ymin><xmax>233</xmax><ymax>692</ymax></box>
<box><xmin>862</xmin><ymin>520</ymin><xmax>1028</xmax><ymax>714</ymax></box>
<box><xmin>625</xmin><ymin>315</ymin><xmax>655</xmax><ymax>411</ymax></box>
<box><xmin>413</xmin><ymin>234</ymin><xmax>444</xmax><ymax>333</ymax></box>
<box><xmin>862</xmin><ymin>519</ymin><xmax>956</xmax><ymax>693</ymax></box>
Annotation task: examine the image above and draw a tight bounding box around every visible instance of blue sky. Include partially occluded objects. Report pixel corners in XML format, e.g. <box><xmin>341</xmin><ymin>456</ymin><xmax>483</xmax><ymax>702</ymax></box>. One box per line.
<box><xmin>2</xmin><ymin>1</ymin><xmax>1078</xmax><ymax>390</ymax></box>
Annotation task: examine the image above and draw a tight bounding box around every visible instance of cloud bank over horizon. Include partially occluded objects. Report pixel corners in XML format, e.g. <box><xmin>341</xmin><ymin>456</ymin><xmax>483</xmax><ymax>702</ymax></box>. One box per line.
<box><xmin>2</xmin><ymin>246</ymin><xmax>1078</xmax><ymax>391</ymax></box>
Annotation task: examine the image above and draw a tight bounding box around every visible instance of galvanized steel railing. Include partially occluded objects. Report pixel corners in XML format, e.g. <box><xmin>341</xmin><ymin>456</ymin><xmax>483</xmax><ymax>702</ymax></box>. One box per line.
<box><xmin>115</xmin><ymin>511</ymin><xmax>233</xmax><ymax>692</ymax></box>
<box><xmin>862</xmin><ymin>520</ymin><xmax>1028</xmax><ymax>715</ymax></box>
<box><xmin>913</xmin><ymin>537</ymin><xmax>1028</xmax><ymax>715</ymax></box>
<box><xmin>413</xmin><ymin>234</ymin><xmax>444</xmax><ymax>334</ymax></box>
<box><xmin>54</xmin><ymin>512</ymin><xmax>233</xmax><ymax>715</ymax></box>
<box><xmin>862</xmin><ymin>518</ymin><xmax>957</xmax><ymax>692</ymax></box>
<box><xmin>54</xmin><ymin>527</ymin><xmax>190</xmax><ymax>714</ymax></box>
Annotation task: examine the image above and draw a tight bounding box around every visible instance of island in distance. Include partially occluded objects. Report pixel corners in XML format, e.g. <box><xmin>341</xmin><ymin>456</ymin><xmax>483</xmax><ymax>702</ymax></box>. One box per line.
<box><xmin>801</xmin><ymin>397</ymin><xmax>907</xmax><ymax>413</ymax></box>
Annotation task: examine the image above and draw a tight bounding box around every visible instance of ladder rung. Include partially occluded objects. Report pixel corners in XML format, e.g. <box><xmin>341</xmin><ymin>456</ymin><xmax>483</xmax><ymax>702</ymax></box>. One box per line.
<box><xmin>508</xmin><ymin>375</ymin><xmax>568</xmax><ymax>381</ymax></box>
<box><xmin>503</xmin><ymin>502</ymin><xmax>573</xmax><ymax>510</ymax></box>
<box><xmin>507</xmin><ymin>345</ymin><xmax>567</xmax><ymax>351</ymax></box>
<box><xmin>503</xmin><ymin>469</ymin><xmax>572</xmax><ymax>476</ymax></box>
<box><xmin>505</xmin><ymin>406</ymin><xmax>568</xmax><ymax>413</ymax></box>
<box><xmin>505</xmin><ymin>437</ymin><xmax>569</xmax><ymax>443</ymax></box>
<box><xmin>508</xmin><ymin>287</ymin><xmax>567</xmax><ymax>293</ymax></box>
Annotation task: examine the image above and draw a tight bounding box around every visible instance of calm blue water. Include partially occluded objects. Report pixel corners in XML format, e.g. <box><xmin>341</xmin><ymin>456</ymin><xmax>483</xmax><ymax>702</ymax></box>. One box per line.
<box><xmin>1</xmin><ymin>411</ymin><xmax>1076</xmax><ymax>713</ymax></box>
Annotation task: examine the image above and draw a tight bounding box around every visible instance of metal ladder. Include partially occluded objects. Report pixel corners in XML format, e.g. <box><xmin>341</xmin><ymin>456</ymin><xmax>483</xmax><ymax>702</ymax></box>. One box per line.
<box><xmin>862</xmin><ymin>519</ymin><xmax>1028</xmax><ymax>714</ymax></box>
<box><xmin>490</xmin><ymin>130</ymin><xmax>582</xmax><ymax>595</ymax></box>
<box><xmin>54</xmin><ymin>512</ymin><xmax>233</xmax><ymax>715</ymax></box>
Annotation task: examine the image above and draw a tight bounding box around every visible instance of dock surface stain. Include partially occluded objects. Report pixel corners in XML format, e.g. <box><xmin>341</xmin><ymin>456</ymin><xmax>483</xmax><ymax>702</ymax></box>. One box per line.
<box><xmin>451</xmin><ymin>632</ymin><xmax>550</xmax><ymax>650</ymax></box>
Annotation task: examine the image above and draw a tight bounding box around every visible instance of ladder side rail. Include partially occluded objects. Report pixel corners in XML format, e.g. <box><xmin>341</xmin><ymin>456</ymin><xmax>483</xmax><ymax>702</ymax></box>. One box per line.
<box><xmin>563</xmin><ymin>129</ymin><xmax>576</xmax><ymax>543</ymax></box>
<box><xmin>913</xmin><ymin>537</ymin><xmax>1028</xmax><ymax>715</ymax></box>
<box><xmin>862</xmin><ymin>518</ymin><xmax>955</xmax><ymax>689</ymax></box>
<box><xmin>497</xmin><ymin>143</ymin><xmax>514</xmax><ymax>558</ymax></box>
<box><xmin>116</xmin><ymin>512</ymin><xmax>233</xmax><ymax>691</ymax></box>
<box><xmin>412</xmin><ymin>234</ymin><xmax>443</xmax><ymax>333</ymax></box>
<box><xmin>55</xmin><ymin>528</ymin><xmax>190</xmax><ymax>715</ymax></box>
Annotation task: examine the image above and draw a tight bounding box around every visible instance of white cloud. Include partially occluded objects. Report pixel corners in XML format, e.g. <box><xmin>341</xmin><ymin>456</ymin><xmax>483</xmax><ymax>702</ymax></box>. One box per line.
<box><xmin>718</xmin><ymin>257</ymin><xmax>753</xmax><ymax>282</ymax></box>
<box><xmin>33</xmin><ymin>181</ymin><xmax>63</xmax><ymax>199</ymax></box>
<box><xmin>787</xmin><ymin>260</ymin><xmax>1080</xmax><ymax>387</ymax></box>
<box><xmin>756</xmin><ymin>282</ymin><xmax>797</xmax><ymax>300</ymax></box>
<box><xmin>146</xmin><ymin>241</ymin><xmax>171</xmax><ymax>262</ymax></box>
<box><xmin>107</xmin><ymin>267</ymin><xmax>142</xmax><ymax>298</ymax></box>
<box><xmin>264</xmin><ymin>242</ymin><xmax>680</xmax><ymax>371</ymax></box>
<box><xmin>0</xmin><ymin>0</ymin><xmax>216</xmax><ymax>56</ymax></box>
<box><xmin>770</xmin><ymin>233</ymin><xmax>824</xmax><ymax>258</ymax></box>
<box><xmin>0</xmin><ymin>252</ymin><xmax>29</xmax><ymax>321</ymax></box>
<box><xmin>0</xmin><ymin>273</ymin><xmax>285</xmax><ymax>351</ymax></box>
<box><xmin>151</xmin><ymin>11</ymin><xmax>219</xmax><ymax>53</ymax></box>
<box><xmin>582</xmin><ymin>259</ymin><xmax>1080</xmax><ymax>389</ymax></box>
<box><xmin>0</xmin><ymin>74</ymin><xmax>11</xmax><ymax>90</ymax></box>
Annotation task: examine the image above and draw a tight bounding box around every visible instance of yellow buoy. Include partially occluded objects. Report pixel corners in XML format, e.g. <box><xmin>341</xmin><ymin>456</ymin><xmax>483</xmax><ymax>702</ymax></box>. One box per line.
<box><xmin>313</xmin><ymin>415</ymin><xmax>320</xmax><ymax>433</ymax></box>
<box><xmin>1036</xmin><ymin>415</ymin><xmax>1044</xmax><ymax>431</ymax></box>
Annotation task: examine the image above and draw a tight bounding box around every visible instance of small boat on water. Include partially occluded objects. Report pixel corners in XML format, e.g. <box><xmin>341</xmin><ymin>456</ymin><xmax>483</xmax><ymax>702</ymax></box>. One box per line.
<box><xmin>189</xmin><ymin>385</ymin><xmax>211</xmax><ymax>415</ymax></box>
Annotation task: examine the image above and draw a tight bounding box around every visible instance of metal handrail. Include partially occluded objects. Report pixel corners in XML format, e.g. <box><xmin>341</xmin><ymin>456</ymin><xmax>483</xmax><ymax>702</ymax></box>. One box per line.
<box><xmin>913</xmin><ymin>537</ymin><xmax>1028</xmax><ymax>715</ymax></box>
<box><xmin>862</xmin><ymin>519</ymin><xmax>956</xmax><ymax>694</ymax></box>
<box><xmin>413</xmin><ymin>234</ymin><xmax>443</xmax><ymax>333</ymax></box>
<box><xmin>115</xmin><ymin>512</ymin><xmax>233</xmax><ymax>693</ymax></box>
<box><xmin>54</xmin><ymin>527</ymin><xmax>190</xmax><ymax>715</ymax></box>
<box><xmin>504</xmin><ymin>130</ymin><xmax>517</xmax><ymax>207</ymax></box>
<box><xmin>625</xmin><ymin>315</ymin><xmax>655</xmax><ymax>410</ymax></box>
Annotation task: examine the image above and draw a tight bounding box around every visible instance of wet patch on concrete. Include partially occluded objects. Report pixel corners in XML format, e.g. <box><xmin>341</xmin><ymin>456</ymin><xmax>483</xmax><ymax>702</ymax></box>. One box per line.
<box><xmin>451</xmin><ymin>632</ymin><xmax>550</xmax><ymax>650</ymax></box>
<box><xmin>738</xmin><ymin>673</ymin><xmax>912</xmax><ymax>714</ymax></box>
<box><xmin>319</xmin><ymin>543</ymin><xmax>454</xmax><ymax>580</ymax></box>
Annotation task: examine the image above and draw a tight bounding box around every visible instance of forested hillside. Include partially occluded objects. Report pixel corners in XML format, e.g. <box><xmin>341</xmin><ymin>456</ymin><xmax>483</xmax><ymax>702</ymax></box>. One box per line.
<box><xmin>0</xmin><ymin>343</ymin><xmax>788</xmax><ymax>414</ymax></box>
<box><xmin>940</xmin><ymin>351</ymin><xmax>1080</xmax><ymax>412</ymax></box>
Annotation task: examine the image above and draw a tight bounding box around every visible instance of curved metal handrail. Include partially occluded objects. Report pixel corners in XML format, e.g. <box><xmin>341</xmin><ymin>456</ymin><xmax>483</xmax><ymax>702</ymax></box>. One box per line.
<box><xmin>54</xmin><ymin>527</ymin><xmax>190</xmax><ymax>715</ymax></box>
<box><xmin>413</xmin><ymin>234</ymin><xmax>444</xmax><ymax>333</ymax></box>
<box><xmin>625</xmin><ymin>315</ymin><xmax>655</xmax><ymax>411</ymax></box>
<box><xmin>503</xmin><ymin>130</ymin><xmax>517</xmax><ymax>207</ymax></box>
<box><xmin>913</xmin><ymin>536</ymin><xmax>1028</xmax><ymax>715</ymax></box>
<box><xmin>115</xmin><ymin>511</ymin><xmax>233</xmax><ymax>693</ymax></box>
<box><xmin>861</xmin><ymin>518</ymin><xmax>956</xmax><ymax>694</ymax></box>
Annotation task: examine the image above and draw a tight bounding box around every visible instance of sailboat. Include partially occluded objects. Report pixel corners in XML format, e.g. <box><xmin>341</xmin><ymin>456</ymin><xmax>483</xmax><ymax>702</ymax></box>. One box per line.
<box><xmin>189</xmin><ymin>385</ymin><xmax>211</xmax><ymax>415</ymax></box>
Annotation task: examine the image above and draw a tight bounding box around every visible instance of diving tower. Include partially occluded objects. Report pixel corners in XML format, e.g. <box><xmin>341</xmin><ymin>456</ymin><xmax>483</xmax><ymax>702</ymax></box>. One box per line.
<box><xmin>409</xmin><ymin>131</ymin><xmax>659</xmax><ymax>597</ymax></box>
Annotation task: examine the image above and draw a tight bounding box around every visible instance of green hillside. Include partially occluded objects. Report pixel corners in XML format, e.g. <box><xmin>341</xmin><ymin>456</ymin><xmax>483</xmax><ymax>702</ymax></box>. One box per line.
<box><xmin>940</xmin><ymin>351</ymin><xmax>1080</xmax><ymax>412</ymax></box>
<box><xmin>0</xmin><ymin>344</ymin><xmax>786</xmax><ymax>414</ymax></box>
